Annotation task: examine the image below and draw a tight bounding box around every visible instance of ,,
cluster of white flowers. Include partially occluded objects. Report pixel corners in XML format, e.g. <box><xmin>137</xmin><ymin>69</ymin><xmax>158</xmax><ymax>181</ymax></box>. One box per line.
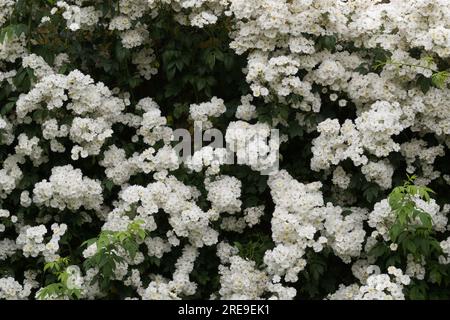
<box><xmin>189</xmin><ymin>97</ymin><xmax>226</xmax><ymax>129</ymax></box>
<box><xmin>206</xmin><ymin>175</ymin><xmax>242</xmax><ymax>214</ymax></box>
<box><xmin>264</xmin><ymin>170</ymin><xmax>325</xmax><ymax>284</ymax></box>
<box><xmin>225</xmin><ymin>121</ymin><xmax>280</xmax><ymax>173</ymax></box>
<box><xmin>54</xmin><ymin>1</ymin><xmax>100</xmax><ymax>31</ymax></box>
<box><xmin>218</xmin><ymin>254</ymin><xmax>269</xmax><ymax>300</ymax></box>
<box><xmin>32</xmin><ymin>165</ymin><xmax>103</xmax><ymax>212</ymax></box>
<box><xmin>328</xmin><ymin>266</ymin><xmax>411</xmax><ymax>300</ymax></box>
<box><xmin>0</xmin><ymin>277</ymin><xmax>33</xmax><ymax>300</ymax></box>
<box><xmin>0</xmin><ymin>0</ymin><xmax>15</xmax><ymax>27</ymax></box>
<box><xmin>15</xmin><ymin>64</ymin><xmax>126</xmax><ymax>160</ymax></box>
<box><xmin>16</xmin><ymin>223</ymin><xmax>67</xmax><ymax>261</ymax></box>
<box><xmin>140</xmin><ymin>245</ymin><xmax>199</xmax><ymax>299</ymax></box>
